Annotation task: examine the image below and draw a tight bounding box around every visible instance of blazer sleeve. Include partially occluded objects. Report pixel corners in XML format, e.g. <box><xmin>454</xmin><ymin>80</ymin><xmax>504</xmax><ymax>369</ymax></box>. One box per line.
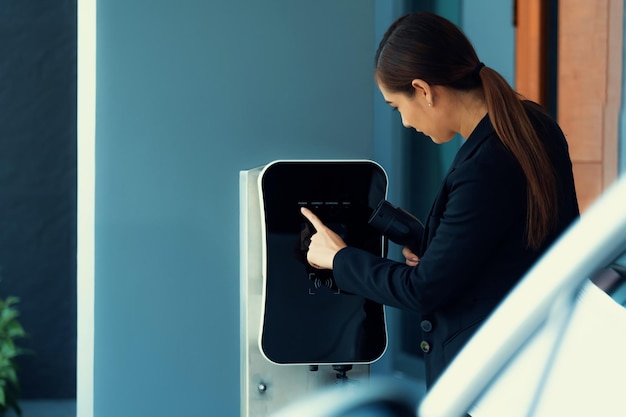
<box><xmin>333</xmin><ymin>145</ymin><xmax>528</xmax><ymax>314</ymax></box>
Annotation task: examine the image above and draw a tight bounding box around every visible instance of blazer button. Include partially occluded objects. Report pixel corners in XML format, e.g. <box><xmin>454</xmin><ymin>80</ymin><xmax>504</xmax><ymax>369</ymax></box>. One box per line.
<box><xmin>420</xmin><ymin>340</ymin><xmax>430</xmax><ymax>353</ymax></box>
<box><xmin>420</xmin><ymin>320</ymin><xmax>433</xmax><ymax>332</ymax></box>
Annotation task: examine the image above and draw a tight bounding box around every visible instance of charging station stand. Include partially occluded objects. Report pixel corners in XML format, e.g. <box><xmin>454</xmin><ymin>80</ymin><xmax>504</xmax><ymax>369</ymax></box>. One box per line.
<box><xmin>240</xmin><ymin>160</ymin><xmax>388</xmax><ymax>417</ymax></box>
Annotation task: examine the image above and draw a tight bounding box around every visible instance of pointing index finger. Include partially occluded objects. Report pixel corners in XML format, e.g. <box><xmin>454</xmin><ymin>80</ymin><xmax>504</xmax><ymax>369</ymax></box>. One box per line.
<box><xmin>300</xmin><ymin>207</ymin><xmax>324</xmax><ymax>229</ymax></box>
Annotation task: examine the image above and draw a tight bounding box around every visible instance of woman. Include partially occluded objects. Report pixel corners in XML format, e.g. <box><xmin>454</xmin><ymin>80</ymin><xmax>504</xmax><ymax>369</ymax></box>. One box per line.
<box><xmin>300</xmin><ymin>12</ymin><xmax>579</xmax><ymax>388</ymax></box>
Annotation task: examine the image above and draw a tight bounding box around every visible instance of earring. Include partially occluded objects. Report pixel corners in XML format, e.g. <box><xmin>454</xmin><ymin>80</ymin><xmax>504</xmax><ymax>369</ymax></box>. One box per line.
<box><xmin>428</xmin><ymin>102</ymin><xmax>432</xmax><ymax>107</ymax></box>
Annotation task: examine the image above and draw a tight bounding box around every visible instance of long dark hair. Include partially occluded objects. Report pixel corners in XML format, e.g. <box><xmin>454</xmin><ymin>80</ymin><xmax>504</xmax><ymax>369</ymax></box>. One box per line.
<box><xmin>376</xmin><ymin>12</ymin><xmax>557</xmax><ymax>249</ymax></box>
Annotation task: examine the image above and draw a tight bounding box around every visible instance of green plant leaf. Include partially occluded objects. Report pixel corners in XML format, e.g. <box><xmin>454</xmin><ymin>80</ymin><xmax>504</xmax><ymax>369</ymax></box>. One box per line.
<box><xmin>4</xmin><ymin>367</ymin><xmax>17</xmax><ymax>387</ymax></box>
<box><xmin>0</xmin><ymin>341</ymin><xmax>16</xmax><ymax>359</ymax></box>
<box><xmin>0</xmin><ymin>296</ymin><xmax>26</xmax><ymax>415</ymax></box>
<box><xmin>6</xmin><ymin>322</ymin><xmax>25</xmax><ymax>339</ymax></box>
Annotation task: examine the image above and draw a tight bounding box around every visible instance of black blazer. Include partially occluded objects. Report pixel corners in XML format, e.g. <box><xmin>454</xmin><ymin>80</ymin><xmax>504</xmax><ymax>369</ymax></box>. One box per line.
<box><xmin>333</xmin><ymin>103</ymin><xmax>579</xmax><ymax>387</ymax></box>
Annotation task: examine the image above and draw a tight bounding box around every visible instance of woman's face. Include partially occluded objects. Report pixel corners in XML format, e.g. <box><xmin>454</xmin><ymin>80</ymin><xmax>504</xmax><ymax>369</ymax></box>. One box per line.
<box><xmin>377</xmin><ymin>82</ymin><xmax>456</xmax><ymax>144</ymax></box>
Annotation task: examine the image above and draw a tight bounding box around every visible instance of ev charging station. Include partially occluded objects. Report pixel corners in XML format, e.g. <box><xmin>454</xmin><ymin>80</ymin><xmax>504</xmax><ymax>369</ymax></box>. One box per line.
<box><xmin>239</xmin><ymin>160</ymin><xmax>389</xmax><ymax>417</ymax></box>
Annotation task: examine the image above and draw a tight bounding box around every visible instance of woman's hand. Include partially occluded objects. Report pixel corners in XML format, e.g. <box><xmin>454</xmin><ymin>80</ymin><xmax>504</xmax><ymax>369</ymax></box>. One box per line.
<box><xmin>402</xmin><ymin>246</ymin><xmax>420</xmax><ymax>267</ymax></box>
<box><xmin>300</xmin><ymin>207</ymin><xmax>347</xmax><ymax>269</ymax></box>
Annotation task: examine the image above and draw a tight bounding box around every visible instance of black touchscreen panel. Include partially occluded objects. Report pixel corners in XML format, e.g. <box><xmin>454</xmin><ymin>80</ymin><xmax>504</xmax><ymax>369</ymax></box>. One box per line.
<box><xmin>260</xmin><ymin>161</ymin><xmax>387</xmax><ymax>364</ymax></box>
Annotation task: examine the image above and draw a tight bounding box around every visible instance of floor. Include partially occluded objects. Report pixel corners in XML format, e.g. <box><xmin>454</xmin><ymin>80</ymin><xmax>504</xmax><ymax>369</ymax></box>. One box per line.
<box><xmin>5</xmin><ymin>400</ymin><xmax>76</xmax><ymax>417</ymax></box>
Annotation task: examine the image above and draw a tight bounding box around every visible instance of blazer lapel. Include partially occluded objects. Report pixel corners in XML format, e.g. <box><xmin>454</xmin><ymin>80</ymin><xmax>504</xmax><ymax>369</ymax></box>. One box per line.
<box><xmin>420</xmin><ymin>115</ymin><xmax>495</xmax><ymax>253</ymax></box>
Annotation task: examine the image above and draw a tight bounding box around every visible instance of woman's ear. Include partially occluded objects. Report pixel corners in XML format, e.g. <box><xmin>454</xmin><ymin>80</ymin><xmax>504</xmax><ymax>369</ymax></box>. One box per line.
<box><xmin>411</xmin><ymin>79</ymin><xmax>433</xmax><ymax>105</ymax></box>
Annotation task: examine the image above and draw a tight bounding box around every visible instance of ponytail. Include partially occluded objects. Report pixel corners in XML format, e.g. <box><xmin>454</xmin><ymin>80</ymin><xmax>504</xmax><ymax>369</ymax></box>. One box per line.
<box><xmin>478</xmin><ymin>67</ymin><xmax>557</xmax><ymax>248</ymax></box>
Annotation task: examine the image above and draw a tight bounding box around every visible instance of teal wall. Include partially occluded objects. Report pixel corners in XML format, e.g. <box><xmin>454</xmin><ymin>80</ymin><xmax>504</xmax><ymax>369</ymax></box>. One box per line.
<box><xmin>95</xmin><ymin>2</ymin><xmax>376</xmax><ymax>416</ymax></box>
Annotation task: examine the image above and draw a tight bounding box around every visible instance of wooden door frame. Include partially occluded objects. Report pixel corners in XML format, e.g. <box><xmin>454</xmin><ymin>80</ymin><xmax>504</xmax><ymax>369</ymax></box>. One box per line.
<box><xmin>514</xmin><ymin>0</ymin><xmax>549</xmax><ymax>106</ymax></box>
<box><xmin>515</xmin><ymin>0</ymin><xmax>623</xmax><ymax>211</ymax></box>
